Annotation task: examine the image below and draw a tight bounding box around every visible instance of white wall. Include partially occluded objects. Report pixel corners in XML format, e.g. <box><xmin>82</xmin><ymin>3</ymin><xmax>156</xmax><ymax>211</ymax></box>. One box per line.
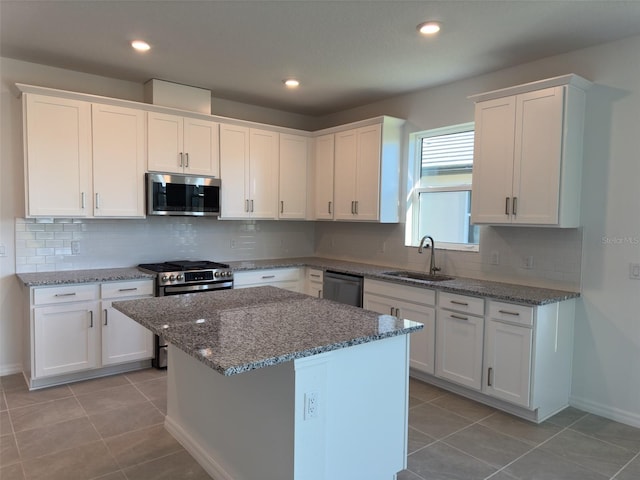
<box><xmin>0</xmin><ymin>58</ymin><xmax>315</xmax><ymax>374</ymax></box>
<box><xmin>314</xmin><ymin>35</ymin><xmax>640</xmax><ymax>426</ymax></box>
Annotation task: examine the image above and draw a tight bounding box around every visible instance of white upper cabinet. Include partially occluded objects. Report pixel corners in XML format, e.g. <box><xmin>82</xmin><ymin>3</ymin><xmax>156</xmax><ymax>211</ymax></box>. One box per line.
<box><xmin>23</xmin><ymin>92</ymin><xmax>145</xmax><ymax>218</ymax></box>
<box><xmin>331</xmin><ymin>116</ymin><xmax>404</xmax><ymax>223</ymax></box>
<box><xmin>92</xmin><ymin>104</ymin><xmax>146</xmax><ymax>217</ymax></box>
<box><xmin>148</xmin><ymin>111</ymin><xmax>219</xmax><ymax>177</ymax></box>
<box><xmin>313</xmin><ymin>133</ymin><xmax>335</xmax><ymax>220</ymax></box>
<box><xmin>24</xmin><ymin>94</ymin><xmax>92</xmax><ymax>217</ymax></box>
<box><xmin>219</xmin><ymin>124</ymin><xmax>278</xmax><ymax>219</ymax></box>
<box><xmin>278</xmin><ymin>133</ymin><xmax>309</xmax><ymax>220</ymax></box>
<box><xmin>470</xmin><ymin>74</ymin><xmax>591</xmax><ymax>227</ymax></box>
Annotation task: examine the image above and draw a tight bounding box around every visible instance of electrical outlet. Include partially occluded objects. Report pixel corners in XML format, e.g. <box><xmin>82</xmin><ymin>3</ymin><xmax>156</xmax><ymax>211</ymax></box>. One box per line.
<box><xmin>522</xmin><ymin>256</ymin><xmax>534</xmax><ymax>269</ymax></box>
<box><xmin>490</xmin><ymin>251</ymin><xmax>500</xmax><ymax>265</ymax></box>
<box><xmin>630</xmin><ymin>263</ymin><xmax>640</xmax><ymax>280</ymax></box>
<box><xmin>230</xmin><ymin>239</ymin><xmax>237</xmax><ymax>249</ymax></box>
<box><xmin>0</xmin><ymin>244</ymin><xmax>6</xmax><ymax>257</ymax></box>
<box><xmin>304</xmin><ymin>391</ymin><xmax>319</xmax><ymax>420</ymax></box>
<box><xmin>71</xmin><ymin>241</ymin><xmax>80</xmax><ymax>255</ymax></box>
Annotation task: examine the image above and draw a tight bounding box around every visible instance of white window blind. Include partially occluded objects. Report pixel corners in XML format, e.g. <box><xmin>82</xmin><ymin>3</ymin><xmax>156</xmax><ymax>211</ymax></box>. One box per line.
<box><xmin>421</xmin><ymin>130</ymin><xmax>474</xmax><ymax>175</ymax></box>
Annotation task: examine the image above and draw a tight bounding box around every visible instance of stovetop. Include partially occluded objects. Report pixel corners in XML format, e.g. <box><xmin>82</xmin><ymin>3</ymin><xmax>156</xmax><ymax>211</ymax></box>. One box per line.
<box><xmin>138</xmin><ymin>260</ymin><xmax>230</xmax><ymax>273</ymax></box>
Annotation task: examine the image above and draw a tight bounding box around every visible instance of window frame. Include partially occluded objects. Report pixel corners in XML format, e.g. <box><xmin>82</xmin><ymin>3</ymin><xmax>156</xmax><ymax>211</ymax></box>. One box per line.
<box><xmin>405</xmin><ymin>122</ymin><xmax>479</xmax><ymax>252</ymax></box>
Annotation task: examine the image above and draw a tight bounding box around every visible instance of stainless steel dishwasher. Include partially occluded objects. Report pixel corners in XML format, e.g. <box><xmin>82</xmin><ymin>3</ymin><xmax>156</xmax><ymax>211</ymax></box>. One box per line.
<box><xmin>322</xmin><ymin>270</ymin><xmax>363</xmax><ymax>307</ymax></box>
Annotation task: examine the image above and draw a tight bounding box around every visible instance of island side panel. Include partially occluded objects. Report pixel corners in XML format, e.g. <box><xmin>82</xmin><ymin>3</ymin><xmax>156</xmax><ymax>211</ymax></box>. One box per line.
<box><xmin>322</xmin><ymin>333</ymin><xmax>409</xmax><ymax>479</ymax></box>
<box><xmin>165</xmin><ymin>346</ymin><xmax>296</xmax><ymax>480</ymax></box>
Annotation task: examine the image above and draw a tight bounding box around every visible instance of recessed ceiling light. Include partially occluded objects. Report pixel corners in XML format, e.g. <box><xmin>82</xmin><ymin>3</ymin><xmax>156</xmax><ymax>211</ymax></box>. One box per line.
<box><xmin>131</xmin><ymin>40</ymin><xmax>151</xmax><ymax>52</ymax></box>
<box><xmin>417</xmin><ymin>21</ymin><xmax>441</xmax><ymax>35</ymax></box>
<box><xmin>283</xmin><ymin>79</ymin><xmax>300</xmax><ymax>88</ymax></box>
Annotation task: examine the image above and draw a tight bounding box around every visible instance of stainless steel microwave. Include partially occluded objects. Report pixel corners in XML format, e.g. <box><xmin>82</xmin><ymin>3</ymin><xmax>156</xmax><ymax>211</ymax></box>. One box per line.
<box><xmin>146</xmin><ymin>173</ymin><xmax>221</xmax><ymax>217</ymax></box>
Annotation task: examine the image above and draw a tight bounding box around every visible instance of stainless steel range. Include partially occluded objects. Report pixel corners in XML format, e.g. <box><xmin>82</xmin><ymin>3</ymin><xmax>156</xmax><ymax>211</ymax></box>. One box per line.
<box><xmin>138</xmin><ymin>260</ymin><xmax>234</xmax><ymax>368</ymax></box>
<box><xmin>138</xmin><ymin>260</ymin><xmax>233</xmax><ymax>296</ymax></box>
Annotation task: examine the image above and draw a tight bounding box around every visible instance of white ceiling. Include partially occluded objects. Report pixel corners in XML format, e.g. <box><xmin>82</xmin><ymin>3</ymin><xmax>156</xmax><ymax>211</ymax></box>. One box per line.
<box><xmin>2</xmin><ymin>0</ymin><xmax>640</xmax><ymax>116</ymax></box>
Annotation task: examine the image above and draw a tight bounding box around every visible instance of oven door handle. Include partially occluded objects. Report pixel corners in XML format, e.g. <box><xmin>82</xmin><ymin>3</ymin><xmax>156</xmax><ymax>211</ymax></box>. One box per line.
<box><xmin>161</xmin><ymin>282</ymin><xmax>233</xmax><ymax>295</ymax></box>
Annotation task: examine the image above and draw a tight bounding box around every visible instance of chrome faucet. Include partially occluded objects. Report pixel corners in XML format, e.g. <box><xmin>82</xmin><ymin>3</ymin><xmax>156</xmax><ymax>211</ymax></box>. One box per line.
<box><xmin>418</xmin><ymin>235</ymin><xmax>441</xmax><ymax>276</ymax></box>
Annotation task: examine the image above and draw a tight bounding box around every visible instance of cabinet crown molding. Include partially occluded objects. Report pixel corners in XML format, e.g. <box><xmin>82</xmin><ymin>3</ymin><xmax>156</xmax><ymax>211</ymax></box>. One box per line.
<box><xmin>468</xmin><ymin>74</ymin><xmax>592</xmax><ymax>103</ymax></box>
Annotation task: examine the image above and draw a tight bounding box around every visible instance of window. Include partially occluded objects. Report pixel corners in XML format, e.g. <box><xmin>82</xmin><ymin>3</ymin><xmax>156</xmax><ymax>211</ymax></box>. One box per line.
<box><xmin>406</xmin><ymin>123</ymin><xmax>479</xmax><ymax>251</ymax></box>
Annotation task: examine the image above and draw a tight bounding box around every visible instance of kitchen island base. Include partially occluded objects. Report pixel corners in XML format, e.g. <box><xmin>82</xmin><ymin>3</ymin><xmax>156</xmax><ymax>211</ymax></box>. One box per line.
<box><xmin>165</xmin><ymin>334</ymin><xmax>410</xmax><ymax>480</ymax></box>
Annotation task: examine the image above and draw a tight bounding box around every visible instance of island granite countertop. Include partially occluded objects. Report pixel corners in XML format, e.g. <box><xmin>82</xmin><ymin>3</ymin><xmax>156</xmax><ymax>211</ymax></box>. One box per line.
<box><xmin>227</xmin><ymin>257</ymin><xmax>580</xmax><ymax>306</ymax></box>
<box><xmin>113</xmin><ymin>286</ymin><xmax>423</xmax><ymax>376</ymax></box>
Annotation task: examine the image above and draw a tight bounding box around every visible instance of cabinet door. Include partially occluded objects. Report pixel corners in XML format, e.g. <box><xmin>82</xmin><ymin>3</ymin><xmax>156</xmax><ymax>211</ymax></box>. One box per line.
<box><xmin>484</xmin><ymin>319</ymin><xmax>532</xmax><ymax>407</ymax></box>
<box><xmin>24</xmin><ymin>94</ymin><xmax>92</xmax><ymax>217</ymax></box>
<box><xmin>219</xmin><ymin>123</ymin><xmax>250</xmax><ymax>218</ymax></box>
<box><xmin>33</xmin><ymin>302</ymin><xmax>99</xmax><ymax>377</ymax></box>
<box><xmin>183</xmin><ymin>117</ymin><xmax>220</xmax><ymax>177</ymax></box>
<box><xmin>279</xmin><ymin>134</ymin><xmax>308</xmax><ymax>219</ymax></box>
<box><xmin>512</xmin><ymin>87</ymin><xmax>564</xmax><ymax>225</ymax></box>
<box><xmin>395</xmin><ymin>301</ymin><xmax>435</xmax><ymax>375</ymax></box>
<box><xmin>354</xmin><ymin>124</ymin><xmax>382</xmax><ymax>221</ymax></box>
<box><xmin>363</xmin><ymin>293</ymin><xmax>436</xmax><ymax>375</ymax></box>
<box><xmin>101</xmin><ymin>299</ymin><xmax>154</xmax><ymax>366</ymax></box>
<box><xmin>314</xmin><ymin>134</ymin><xmax>335</xmax><ymax>219</ymax></box>
<box><xmin>92</xmin><ymin>104</ymin><xmax>145</xmax><ymax>217</ymax></box>
<box><xmin>249</xmin><ymin>128</ymin><xmax>278</xmax><ymax>219</ymax></box>
<box><xmin>147</xmin><ymin>112</ymin><xmax>184</xmax><ymax>173</ymax></box>
<box><xmin>470</xmin><ymin>96</ymin><xmax>516</xmax><ymax>224</ymax></box>
<box><xmin>333</xmin><ymin>129</ymin><xmax>358</xmax><ymax>219</ymax></box>
<box><xmin>435</xmin><ymin>309</ymin><xmax>484</xmax><ymax>390</ymax></box>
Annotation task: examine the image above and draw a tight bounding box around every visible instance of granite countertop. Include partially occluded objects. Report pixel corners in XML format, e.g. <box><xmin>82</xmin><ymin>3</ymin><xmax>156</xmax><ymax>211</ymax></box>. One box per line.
<box><xmin>113</xmin><ymin>286</ymin><xmax>423</xmax><ymax>376</ymax></box>
<box><xmin>17</xmin><ymin>267</ymin><xmax>154</xmax><ymax>286</ymax></box>
<box><xmin>16</xmin><ymin>257</ymin><xmax>580</xmax><ymax>305</ymax></box>
<box><xmin>227</xmin><ymin>257</ymin><xmax>580</xmax><ymax>306</ymax></box>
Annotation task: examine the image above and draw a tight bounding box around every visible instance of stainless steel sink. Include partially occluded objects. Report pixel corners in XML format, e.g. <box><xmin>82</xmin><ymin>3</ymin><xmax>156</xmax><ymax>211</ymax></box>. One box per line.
<box><xmin>382</xmin><ymin>271</ymin><xmax>454</xmax><ymax>282</ymax></box>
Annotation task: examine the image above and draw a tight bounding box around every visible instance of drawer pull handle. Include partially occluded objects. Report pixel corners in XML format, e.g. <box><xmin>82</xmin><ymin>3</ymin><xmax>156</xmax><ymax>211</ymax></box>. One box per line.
<box><xmin>118</xmin><ymin>287</ymin><xmax>138</xmax><ymax>292</ymax></box>
<box><xmin>89</xmin><ymin>310</ymin><xmax>94</xmax><ymax>328</ymax></box>
<box><xmin>512</xmin><ymin>197</ymin><xmax>518</xmax><ymax>216</ymax></box>
<box><xmin>498</xmin><ymin>309</ymin><xmax>520</xmax><ymax>316</ymax></box>
<box><xmin>104</xmin><ymin>309</ymin><xmax>108</xmax><ymax>326</ymax></box>
<box><xmin>261</xmin><ymin>275</ymin><xmax>276</xmax><ymax>279</ymax></box>
<box><xmin>505</xmin><ymin>197</ymin><xmax>510</xmax><ymax>215</ymax></box>
<box><xmin>185</xmin><ymin>152</ymin><xmax>189</xmax><ymax>168</ymax></box>
<box><xmin>488</xmin><ymin>367</ymin><xmax>493</xmax><ymax>386</ymax></box>
<box><xmin>450</xmin><ymin>300</ymin><xmax>469</xmax><ymax>306</ymax></box>
<box><xmin>251</xmin><ymin>200</ymin><xmax>254</xmax><ymax>213</ymax></box>
<box><xmin>310</xmin><ymin>274</ymin><xmax>320</xmax><ymax>278</ymax></box>
<box><xmin>318</xmin><ymin>289</ymin><xmax>322</xmax><ymax>298</ymax></box>
<box><xmin>451</xmin><ymin>314</ymin><xmax>468</xmax><ymax>321</ymax></box>
<box><xmin>280</xmin><ymin>201</ymin><xmax>284</xmax><ymax>214</ymax></box>
<box><xmin>55</xmin><ymin>292</ymin><xmax>77</xmax><ymax>297</ymax></box>
<box><xmin>328</xmin><ymin>201</ymin><xmax>332</xmax><ymax>214</ymax></box>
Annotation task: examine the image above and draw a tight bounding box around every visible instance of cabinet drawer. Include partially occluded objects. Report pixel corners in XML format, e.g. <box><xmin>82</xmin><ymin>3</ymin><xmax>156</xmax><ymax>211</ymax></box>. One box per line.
<box><xmin>101</xmin><ymin>280</ymin><xmax>154</xmax><ymax>299</ymax></box>
<box><xmin>488</xmin><ymin>301</ymin><xmax>533</xmax><ymax>327</ymax></box>
<box><xmin>438</xmin><ymin>292</ymin><xmax>484</xmax><ymax>316</ymax></box>
<box><xmin>306</xmin><ymin>268</ymin><xmax>323</xmax><ymax>283</ymax></box>
<box><xmin>33</xmin><ymin>284</ymin><xmax>99</xmax><ymax>305</ymax></box>
<box><xmin>364</xmin><ymin>279</ymin><xmax>435</xmax><ymax>306</ymax></box>
<box><xmin>234</xmin><ymin>267</ymin><xmax>301</xmax><ymax>286</ymax></box>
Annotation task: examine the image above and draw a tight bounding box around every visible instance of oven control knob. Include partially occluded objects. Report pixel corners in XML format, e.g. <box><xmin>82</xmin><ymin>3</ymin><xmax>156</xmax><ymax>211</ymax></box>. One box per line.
<box><xmin>225</xmin><ymin>271</ymin><xmax>231</xmax><ymax>277</ymax></box>
<box><xmin>176</xmin><ymin>274</ymin><xmax>184</xmax><ymax>281</ymax></box>
<box><xmin>161</xmin><ymin>275</ymin><xmax>169</xmax><ymax>283</ymax></box>
<box><xmin>214</xmin><ymin>271</ymin><xmax>220</xmax><ymax>278</ymax></box>
<box><xmin>169</xmin><ymin>275</ymin><xmax>175</xmax><ymax>282</ymax></box>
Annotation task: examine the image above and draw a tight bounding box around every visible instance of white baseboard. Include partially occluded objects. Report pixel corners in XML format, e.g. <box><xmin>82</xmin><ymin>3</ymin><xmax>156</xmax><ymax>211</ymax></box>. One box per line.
<box><xmin>164</xmin><ymin>416</ymin><xmax>233</xmax><ymax>480</ymax></box>
<box><xmin>0</xmin><ymin>363</ymin><xmax>22</xmax><ymax>377</ymax></box>
<box><xmin>570</xmin><ymin>395</ymin><xmax>640</xmax><ymax>428</ymax></box>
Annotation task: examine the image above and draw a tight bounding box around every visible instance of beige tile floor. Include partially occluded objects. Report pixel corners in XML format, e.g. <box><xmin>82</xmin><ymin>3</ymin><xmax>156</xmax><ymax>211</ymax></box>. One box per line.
<box><xmin>1</xmin><ymin>371</ymin><xmax>639</xmax><ymax>480</ymax></box>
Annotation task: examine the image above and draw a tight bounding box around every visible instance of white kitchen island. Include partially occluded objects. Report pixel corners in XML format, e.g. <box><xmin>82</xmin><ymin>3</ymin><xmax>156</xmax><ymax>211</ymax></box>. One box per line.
<box><xmin>113</xmin><ymin>286</ymin><xmax>423</xmax><ymax>480</ymax></box>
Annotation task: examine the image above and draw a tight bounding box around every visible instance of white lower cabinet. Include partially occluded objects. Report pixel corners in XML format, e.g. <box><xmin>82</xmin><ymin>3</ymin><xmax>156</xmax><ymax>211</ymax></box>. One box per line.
<box><xmin>363</xmin><ymin>279</ymin><xmax>436</xmax><ymax>375</ymax></box>
<box><xmin>26</xmin><ymin>280</ymin><xmax>154</xmax><ymax>388</ymax></box>
<box><xmin>34</xmin><ymin>300</ymin><xmax>100</xmax><ymax>378</ymax></box>
<box><xmin>234</xmin><ymin>268</ymin><xmax>303</xmax><ymax>293</ymax></box>
<box><xmin>484</xmin><ymin>318</ymin><xmax>532</xmax><ymax>407</ymax></box>
<box><xmin>305</xmin><ymin>268</ymin><xmax>324</xmax><ymax>298</ymax></box>
<box><xmin>435</xmin><ymin>292</ymin><xmax>485</xmax><ymax>390</ymax></box>
<box><xmin>101</xmin><ymin>280</ymin><xmax>154</xmax><ymax>366</ymax></box>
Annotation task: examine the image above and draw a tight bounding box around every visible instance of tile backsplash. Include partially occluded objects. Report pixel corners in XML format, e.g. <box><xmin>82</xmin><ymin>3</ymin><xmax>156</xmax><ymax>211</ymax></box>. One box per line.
<box><xmin>15</xmin><ymin>217</ymin><xmax>316</xmax><ymax>273</ymax></box>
